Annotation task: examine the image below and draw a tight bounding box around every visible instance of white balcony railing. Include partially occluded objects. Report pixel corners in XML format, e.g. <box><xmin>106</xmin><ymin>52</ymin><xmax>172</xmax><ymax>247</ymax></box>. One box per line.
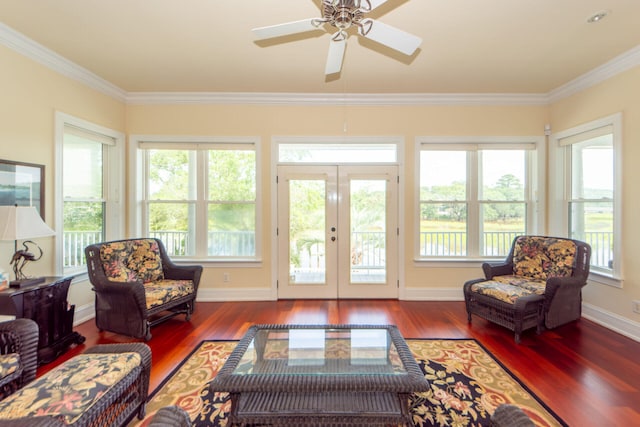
<box><xmin>63</xmin><ymin>230</ymin><xmax>614</xmax><ymax>270</ymax></box>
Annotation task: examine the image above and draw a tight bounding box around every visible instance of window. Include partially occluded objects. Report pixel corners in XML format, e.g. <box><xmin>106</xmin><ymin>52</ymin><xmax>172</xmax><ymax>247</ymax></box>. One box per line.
<box><xmin>132</xmin><ymin>138</ymin><xmax>259</xmax><ymax>260</ymax></box>
<box><xmin>55</xmin><ymin>113</ymin><xmax>124</xmax><ymax>274</ymax></box>
<box><xmin>551</xmin><ymin>113</ymin><xmax>622</xmax><ymax>283</ymax></box>
<box><xmin>416</xmin><ymin>138</ymin><xmax>542</xmax><ymax>259</ymax></box>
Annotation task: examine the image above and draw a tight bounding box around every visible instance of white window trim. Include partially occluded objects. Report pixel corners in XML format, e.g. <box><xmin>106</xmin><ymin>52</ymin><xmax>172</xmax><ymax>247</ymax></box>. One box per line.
<box><xmin>549</xmin><ymin>113</ymin><xmax>623</xmax><ymax>287</ymax></box>
<box><xmin>414</xmin><ymin>136</ymin><xmax>545</xmax><ymax>264</ymax></box>
<box><xmin>129</xmin><ymin>135</ymin><xmax>262</xmax><ymax>264</ymax></box>
<box><xmin>54</xmin><ymin>112</ymin><xmax>125</xmax><ymax>276</ymax></box>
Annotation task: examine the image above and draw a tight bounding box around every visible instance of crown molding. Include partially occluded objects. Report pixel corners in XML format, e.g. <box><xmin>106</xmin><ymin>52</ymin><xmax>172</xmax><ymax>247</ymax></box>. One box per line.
<box><xmin>1</xmin><ymin>21</ymin><xmax>639</xmax><ymax>107</ymax></box>
<box><xmin>548</xmin><ymin>44</ymin><xmax>640</xmax><ymax>103</ymax></box>
<box><xmin>125</xmin><ymin>91</ymin><xmax>549</xmax><ymax>106</ymax></box>
<box><xmin>0</xmin><ymin>22</ymin><xmax>127</xmax><ymax>102</ymax></box>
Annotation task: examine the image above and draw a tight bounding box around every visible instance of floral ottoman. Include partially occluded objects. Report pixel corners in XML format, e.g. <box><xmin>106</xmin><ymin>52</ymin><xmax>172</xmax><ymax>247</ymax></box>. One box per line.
<box><xmin>0</xmin><ymin>343</ymin><xmax>151</xmax><ymax>427</ymax></box>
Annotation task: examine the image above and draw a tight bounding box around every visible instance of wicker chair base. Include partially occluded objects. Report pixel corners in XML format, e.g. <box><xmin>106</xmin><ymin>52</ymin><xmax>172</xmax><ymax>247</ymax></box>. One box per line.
<box><xmin>464</xmin><ymin>282</ymin><xmax>544</xmax><ymax>343</ymax></box>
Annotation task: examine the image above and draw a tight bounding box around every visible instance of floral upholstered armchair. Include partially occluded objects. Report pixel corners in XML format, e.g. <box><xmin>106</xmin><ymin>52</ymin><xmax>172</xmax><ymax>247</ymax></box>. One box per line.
<box><xmin>463</xmin><ymin>235</ymin><xmax>591</xmax><ymax>342</ymax></box>
<box><xmin>85</xmin><ymin>238</ymin><xmax>202</xmax><ymax>341</ymax></box>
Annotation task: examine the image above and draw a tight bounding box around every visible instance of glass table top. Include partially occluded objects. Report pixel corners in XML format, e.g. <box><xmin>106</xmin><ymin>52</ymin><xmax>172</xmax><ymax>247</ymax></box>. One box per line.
<box><xmin>231</xmin><ymin>326</ymin><xmax>406</xmax><ymax>376</ymax></box>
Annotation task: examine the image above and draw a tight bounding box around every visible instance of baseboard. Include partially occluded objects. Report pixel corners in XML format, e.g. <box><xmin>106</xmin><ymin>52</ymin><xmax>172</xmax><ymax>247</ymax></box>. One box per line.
<box><xmin>401</xmin><ymin>287</ymin><xmax>465</xmax><ymax>301</ymax></box>
<box><xmin>73</xmin><ymin>303</ymin><xmax>95</xmax><ymax>326</ymax></box>
<box><xmin>67</xmin><ymin>289</ymin><xmax>639</xmax><ymax>342</ymax></box>
<box><xmin>196</xmin><ymin>287</ymin><xmax>277</xmax><ymax>302</ymax></box>
<box><xmin>582</xmin><ymin>302</ymin><xmax>640</xmax><ymax>342</ymax></box>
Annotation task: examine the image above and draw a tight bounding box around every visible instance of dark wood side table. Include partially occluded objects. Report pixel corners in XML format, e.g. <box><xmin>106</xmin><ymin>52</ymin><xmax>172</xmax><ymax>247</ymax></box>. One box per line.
<box><xmin>0</xmin><ymin>276</ymin><xmax>85</xmax><ymax>364</ymax></box>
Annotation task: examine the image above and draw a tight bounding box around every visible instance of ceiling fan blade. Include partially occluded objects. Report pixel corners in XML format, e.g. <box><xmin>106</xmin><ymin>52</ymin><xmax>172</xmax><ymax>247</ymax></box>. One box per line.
<box><xmin>252</xmin><ymin>18</ymin><xmax>322</xmax><ymax>40</ymax></box>
<box><xmin>361</xmin><ymin>19</ymin><xmax>422</xmax><ymax>56</ymax></box>
<box><xmin>325</xmin><ymin>37</ymin><xmax>347</xmax><ymax>75</ymax></box>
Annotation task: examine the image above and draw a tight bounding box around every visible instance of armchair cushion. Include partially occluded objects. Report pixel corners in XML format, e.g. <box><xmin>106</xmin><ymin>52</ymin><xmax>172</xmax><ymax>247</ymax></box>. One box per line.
<box><xmin>144</xmin><ymin>279</ymin><xmax>194</xmax><ymax>310</ymax></box>
<box><xmin>100</xmin><ymin>239</ymin><xmax>165</xmax><ymax>283</ymax></box>
<box><xmin>0</xmin><ymin>352</ymin><xmax>141</xmax><ymax>424</ymax></box>
<box><xmin>470</xmin><ymin>277</ymin><xmax>545</xmax><ymax>305</ymax></box>
<box><xmin>512</xmin><ymin>236</ymin><xmax>576</xmax><ymax>279</ymax></box>
<box><xmin>0</xmin><ymin>354</ymin><xmax>20</xmax><ymax>382</ymax></box>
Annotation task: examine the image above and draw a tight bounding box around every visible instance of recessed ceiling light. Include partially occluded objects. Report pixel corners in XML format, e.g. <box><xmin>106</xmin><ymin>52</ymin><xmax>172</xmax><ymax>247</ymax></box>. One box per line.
<box><xmin>587</xmin><ymin>10</ymin><xmax>610</xmax><ymax>23</ymax></box>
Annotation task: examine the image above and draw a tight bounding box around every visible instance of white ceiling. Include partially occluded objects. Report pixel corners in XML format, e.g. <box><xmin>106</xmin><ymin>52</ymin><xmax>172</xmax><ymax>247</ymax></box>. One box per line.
<box><xmin>1</xmin><ymin>0</ymin><xmax>640</xmax><ymax>95</ymax></box>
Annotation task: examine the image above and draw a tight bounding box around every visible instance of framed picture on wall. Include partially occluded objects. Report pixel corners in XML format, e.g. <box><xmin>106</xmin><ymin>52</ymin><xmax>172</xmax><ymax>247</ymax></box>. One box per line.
<box><xmin>0</xmin><ymin>159</ymin><xmax>45</xmax><ymax>218</ymax></box>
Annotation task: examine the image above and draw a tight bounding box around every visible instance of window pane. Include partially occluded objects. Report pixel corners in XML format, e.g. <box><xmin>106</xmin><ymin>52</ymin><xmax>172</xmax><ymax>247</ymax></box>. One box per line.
<box><xmin>480</xmin><ymin>150</ymin><xmax>525</xmax><ymax>200</ymax></box>
<box><xmin>208</xmin><ymin>204</ymin><xmax>255</xmax><ymax>256</ymax></box>
<box><xmin>279</xmin><ymin>143</ymin><xmax>396</xmax><ymax>163</ymax></box>
<box><xmin>208</xmin><ymin>150</ymin><xmax>256</xmax><ymax>201</ymax></box>
<box><xmin>63</xmin><ymin>201</ymin><xmax>104</xmax><ymax>268</ymax></box>
<box><xmin>420</xmin><ymin>151</ymin><xmax>466</xmax><ymax>201</ymax></box>
<box><xmin>571</xmin><ymin>137</ymin><xmax>613</xmax><ymax>200</ymax></box>
<box><xmin>148</xmin><ymin>203</ymin><xmax>195</xmax><ymax>256</ymax></box>
<box><xmin>148</xmin><ymin>150</ymin><xmax>195</xmax><ymax>200</ymax></box>
<box><xmin>63</xmin><ymin>135</ymin><xmax>103</xmax><ymax>199</ymax></box>
<box><xmin>419</xmin><ymin>202</ymin><xmax>467</xmax><ymax>256</ymax></box>
<box><xmin>481</xmin><ymin>202</ymin><xmax>525</xmax><ymax>256</ymax></box>
<box><xmin>570</xmin><ymin>201</ymin><xmax>613</xmax><ymax>269</ymax></box>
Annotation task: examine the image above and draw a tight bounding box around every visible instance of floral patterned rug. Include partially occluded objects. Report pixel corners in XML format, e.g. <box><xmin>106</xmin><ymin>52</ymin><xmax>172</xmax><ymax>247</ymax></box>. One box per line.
<box><xmin>129</xmin><ymin>339</ymin><xmax>566</xmax><ymax>427</ymax></box>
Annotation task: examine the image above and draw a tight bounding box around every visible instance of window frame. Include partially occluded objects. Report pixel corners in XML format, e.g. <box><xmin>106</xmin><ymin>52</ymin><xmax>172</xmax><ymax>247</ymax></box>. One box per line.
<box><xmin>129</xmin><ymin>135</ymin><xmax>262</xmax><ymax>264</ymax></box>
<box><xmin>414</xmin><ymin>136</ymin><xmax>545</xmax><ymax>263</ymax></box>
<box><xmin>54</xmin><ymin>112</ymin><xmax>125</xmax><ymax>276</ymax></box>
<box><xmin>549</xmin><ymin>113</ymin><xmax>623</xmax><ymax>287</ymax></box>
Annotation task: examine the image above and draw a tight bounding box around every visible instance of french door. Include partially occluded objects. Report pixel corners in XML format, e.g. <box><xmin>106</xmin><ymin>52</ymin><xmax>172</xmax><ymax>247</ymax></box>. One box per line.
<box><xmin>277</xmin><ymin>165</ymin><xmax>398</xmax><ymax>299</ymax></box>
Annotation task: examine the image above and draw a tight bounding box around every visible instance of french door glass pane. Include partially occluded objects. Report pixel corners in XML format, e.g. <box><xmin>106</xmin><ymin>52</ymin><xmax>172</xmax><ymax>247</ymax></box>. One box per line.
<box><xmin>350</xmin><ymin>180</ymin><xmax>386</xmax><ymax>283</ymax></box>
<box><xmin>208</xmin><ymin>204</ymin><xmax>255</xmax><ymax>256</ymax></box>
<box><xmin>289</xmin><ymin>180</ymin><xmax>326</xmax><ymax>284</ymax></box>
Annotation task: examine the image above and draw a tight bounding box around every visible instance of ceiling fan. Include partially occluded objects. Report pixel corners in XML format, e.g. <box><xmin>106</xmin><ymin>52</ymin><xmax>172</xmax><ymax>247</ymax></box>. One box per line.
<box><xmin>252</xmin><ymin>0</ymin><xmax>422</xmax><ymax>75</ymax></box>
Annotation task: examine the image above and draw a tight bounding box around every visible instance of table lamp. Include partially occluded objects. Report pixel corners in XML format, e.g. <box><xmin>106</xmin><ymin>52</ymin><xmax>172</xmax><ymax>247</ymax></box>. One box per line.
<box><xmin>0</xmin><ymin>205</ymin><xmax>56</xmax><ymax>287</ymax></box>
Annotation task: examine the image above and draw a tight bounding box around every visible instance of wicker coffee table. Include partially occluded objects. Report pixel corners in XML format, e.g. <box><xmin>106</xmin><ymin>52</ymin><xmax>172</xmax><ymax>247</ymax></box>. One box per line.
<box><xmin>209</xmin><ymin>324</ymin><xmax>429</xmax><ymax>426</ymax></box>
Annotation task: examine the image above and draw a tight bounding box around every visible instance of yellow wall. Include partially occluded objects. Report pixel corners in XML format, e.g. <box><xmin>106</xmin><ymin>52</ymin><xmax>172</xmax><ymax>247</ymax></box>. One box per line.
<box><xmin>549</xmin><ymin>66</ymin><xmax>640</xmax><ymax>325</ymax></box>
<box><xmin>126</xmin><ymin>103</ymin><xmax>548</xmax><ymax>293</ymax></box>
<box><xmin>1</xmin><ymin>39</ymin><xmax>638</xmax><ymax>334</ymax></box>
<box><xmin>0</xmin><ymin>45</ymin><xmax>125</xmax><ymax>308</ymax></box>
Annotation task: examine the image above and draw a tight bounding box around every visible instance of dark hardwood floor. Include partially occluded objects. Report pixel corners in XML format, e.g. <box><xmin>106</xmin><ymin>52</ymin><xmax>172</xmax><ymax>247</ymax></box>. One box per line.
<box><xmin>39</xmin><ymin>300</ymin><xmax>640</xmax><ymax>426</ymax></box>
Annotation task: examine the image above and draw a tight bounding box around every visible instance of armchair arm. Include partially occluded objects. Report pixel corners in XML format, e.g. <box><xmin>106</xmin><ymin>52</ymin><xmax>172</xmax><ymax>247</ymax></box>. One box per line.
<box><xmin>482</xmin><ymin>262</ymin><xmax>513</xmax><ymax>279</ymax></box>
<box><xmin>0</xmin><ymin>318</ymin><xmax>38</xmax><ymax>387</ymax></box>
<box><xmin>543</xmin><ymin>276</ymin><xmax>588</xmax><ymax>329</ymax></box>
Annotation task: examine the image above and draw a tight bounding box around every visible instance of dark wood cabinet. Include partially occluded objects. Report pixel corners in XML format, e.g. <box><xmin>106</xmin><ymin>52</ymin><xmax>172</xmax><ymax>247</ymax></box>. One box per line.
<box><xmin>0</xmin><ymin>276</ymin><xmax>85</xmax><ymax>364</ymax></box>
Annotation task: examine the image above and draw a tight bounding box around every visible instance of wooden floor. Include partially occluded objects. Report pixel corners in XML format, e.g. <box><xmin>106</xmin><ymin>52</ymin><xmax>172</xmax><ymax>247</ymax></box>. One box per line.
<box><xmin>40</xmin><ymin>300</ymin><xmax>639</xmax><ymax>426</ymax></box>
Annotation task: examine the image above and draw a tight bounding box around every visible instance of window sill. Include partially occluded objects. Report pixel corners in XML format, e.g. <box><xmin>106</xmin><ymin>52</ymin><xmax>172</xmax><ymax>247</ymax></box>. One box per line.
<box><xmin>588</xmin><ymin>271</ymin><xmax>623</xmax><ymax>288</ymax></box>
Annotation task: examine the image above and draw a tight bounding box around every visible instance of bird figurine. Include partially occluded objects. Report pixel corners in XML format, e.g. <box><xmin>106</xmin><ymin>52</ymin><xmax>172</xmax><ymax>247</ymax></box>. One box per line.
<box><xmin>10</xmin><ymin>240</ymin><xmax>43</xmax><ymax>281</ymax></box>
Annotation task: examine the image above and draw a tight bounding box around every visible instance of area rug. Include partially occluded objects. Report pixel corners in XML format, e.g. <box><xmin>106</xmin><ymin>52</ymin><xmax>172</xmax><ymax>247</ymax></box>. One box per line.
<box><xmin>128</xmin><ymin>339</ymin><xmax>566</xmax><ymax>427</ymax></box>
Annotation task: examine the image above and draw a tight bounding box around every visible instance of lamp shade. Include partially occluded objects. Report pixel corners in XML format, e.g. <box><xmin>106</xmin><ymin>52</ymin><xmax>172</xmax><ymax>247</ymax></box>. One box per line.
<box><xmin>0</xmin><ymin>206</ymin><xmax>55</xmax><ymax>241</ymax></box>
